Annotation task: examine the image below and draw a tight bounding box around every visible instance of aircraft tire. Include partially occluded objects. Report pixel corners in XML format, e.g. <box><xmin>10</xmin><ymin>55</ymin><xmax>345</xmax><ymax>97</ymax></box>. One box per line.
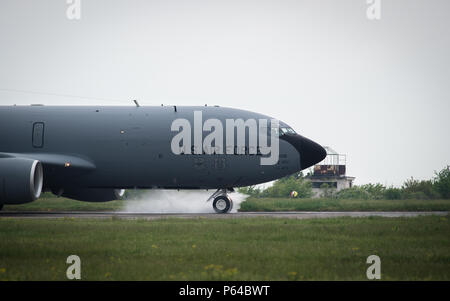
<box><xmin>0</xmin><ymin>203</ymin><xmax>3</xmax><ymax>211</ymax></box>
<box><xmin>213</xmin><ymin>195</ymin><xmax>232</xmax><ymax>214</ymax></box>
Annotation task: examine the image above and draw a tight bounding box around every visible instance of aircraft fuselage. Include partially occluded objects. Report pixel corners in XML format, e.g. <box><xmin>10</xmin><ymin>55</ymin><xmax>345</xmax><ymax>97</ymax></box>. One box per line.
<box><xmin>0</xmin><ymin>105</ymin><xmax>325</xmax><ymax>192</ymax></box>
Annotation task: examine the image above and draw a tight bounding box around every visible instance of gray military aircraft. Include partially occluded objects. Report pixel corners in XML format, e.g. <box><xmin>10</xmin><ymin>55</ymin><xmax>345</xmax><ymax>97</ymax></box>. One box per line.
<box><xmin>0</xmin><ymin>103</ymin><xmax>326</xmax><ymax>213</ymax></box>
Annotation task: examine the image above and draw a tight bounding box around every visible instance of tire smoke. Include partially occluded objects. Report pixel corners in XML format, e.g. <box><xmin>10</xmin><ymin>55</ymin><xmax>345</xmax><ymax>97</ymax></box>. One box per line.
<box><xmin>122</xmin><ymin>190</ymin><xmax>247</xmax><ymax>213</ymax></box>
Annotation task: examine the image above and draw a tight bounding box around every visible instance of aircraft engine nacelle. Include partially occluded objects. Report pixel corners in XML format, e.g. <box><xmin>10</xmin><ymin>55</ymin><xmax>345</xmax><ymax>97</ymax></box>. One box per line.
<box><xmin>60</xmin><ymin>188</ymin><xmax>125</xmax><ymax>202</ymax></box>
<box><xmin>0</xmin><ymin>158</ymin><xmax>44</xmax><ymax>204</ymax></box>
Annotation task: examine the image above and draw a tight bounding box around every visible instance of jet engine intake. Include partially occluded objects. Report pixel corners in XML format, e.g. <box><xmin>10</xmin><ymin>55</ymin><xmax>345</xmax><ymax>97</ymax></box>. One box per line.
<box><xmin>0</xmin><ymin>158</ymin><xmax>43</xmax><ymax>204</ymax></box>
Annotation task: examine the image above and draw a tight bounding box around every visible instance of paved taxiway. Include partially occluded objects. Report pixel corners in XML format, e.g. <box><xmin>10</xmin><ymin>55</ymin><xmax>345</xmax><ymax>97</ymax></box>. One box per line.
<box><xmin>0</xmin><ymin>211</ymin><xmax>448</xmax><ymax>220</ymax></box>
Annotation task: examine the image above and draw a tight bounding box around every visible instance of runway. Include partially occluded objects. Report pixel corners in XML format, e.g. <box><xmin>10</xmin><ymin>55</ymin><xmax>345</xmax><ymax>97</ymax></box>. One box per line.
<box><xmin>0</xmin><ymin>211</ymin><xmax>448</xmax><ymax>220</ymax></box>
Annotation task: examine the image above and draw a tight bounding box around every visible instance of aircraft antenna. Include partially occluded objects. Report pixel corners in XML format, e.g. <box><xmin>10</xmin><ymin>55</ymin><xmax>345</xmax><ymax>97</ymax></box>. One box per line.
<box><xmin>133</xmin><ymin>99</ymin><xmax>140</xmax><ymax>107</ymax></box>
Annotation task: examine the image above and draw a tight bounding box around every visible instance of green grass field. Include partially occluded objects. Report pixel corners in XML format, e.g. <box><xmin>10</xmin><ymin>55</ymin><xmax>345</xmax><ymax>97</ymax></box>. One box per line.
<box><xmin>3</xmin><ymin>196</ymin><xmax>125</xmax><ymax>212</ymax></box>
<box><xmin>0</xmin><ymin>216</ymin><xmax>449</xmax><ymax>280</ymax></box>
<box><xmin>4</xmin><ymin>195</ymin><xmax>450</xmax><ymax>212</ymax></box>
<box><xmin>239</xmin><ymin>197</ymin><xmax>450</xmax><ymax>212</ymax></box>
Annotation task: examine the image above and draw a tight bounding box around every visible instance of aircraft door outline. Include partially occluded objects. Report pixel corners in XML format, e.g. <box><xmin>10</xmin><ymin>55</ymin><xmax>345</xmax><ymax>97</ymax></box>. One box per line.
<box><xmin>32</xmin><ymin>122</ymin><xmax>45</xmax><ymax>148</ymax></box>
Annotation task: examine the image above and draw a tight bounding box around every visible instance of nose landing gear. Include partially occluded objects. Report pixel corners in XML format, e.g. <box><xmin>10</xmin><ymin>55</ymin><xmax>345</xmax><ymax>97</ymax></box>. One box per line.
<box><xmin>207</xmin><ymin>188</ymin><xmax>234</xmax><ymax>214</ymax></box>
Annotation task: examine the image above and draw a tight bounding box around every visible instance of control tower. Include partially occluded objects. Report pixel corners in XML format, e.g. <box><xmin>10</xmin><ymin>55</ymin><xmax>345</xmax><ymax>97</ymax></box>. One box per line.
<box><xmin>306</xmin><ymin>146</ymin><xmax>355</xmax><ymax>197</ymax></box>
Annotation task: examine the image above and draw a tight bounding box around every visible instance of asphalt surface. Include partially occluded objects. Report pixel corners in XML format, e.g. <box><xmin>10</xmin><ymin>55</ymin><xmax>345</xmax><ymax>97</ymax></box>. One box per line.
<box><xmin>0</xmin><ymin>211</ymin><xmax>448</xmax><ymax>220</ymax></box>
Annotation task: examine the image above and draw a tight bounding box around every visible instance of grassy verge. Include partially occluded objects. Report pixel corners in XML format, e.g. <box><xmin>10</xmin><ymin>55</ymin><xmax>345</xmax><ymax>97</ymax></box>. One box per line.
<box><xmin>0</xmin><ymin>216</ymin><xmax>449</xmax><ymax>280</ymax></box>
<box><xmin>4</xmin><ymin>196</ymin><xmax>450</xmax><ymax>212</ymax></box>
<box><xmin>239</xmin><ymin>197</ymin><xmax>450</xmax><ymax>212</ymax></box>
<box><xmin>3</xmin><ymin>197</ymin><xmax>126</xmax><ymax>212</ymax></box>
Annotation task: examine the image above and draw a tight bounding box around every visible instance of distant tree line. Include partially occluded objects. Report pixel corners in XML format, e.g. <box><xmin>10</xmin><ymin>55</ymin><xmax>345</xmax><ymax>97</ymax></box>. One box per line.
<box><xmin>238</xmin><ymin>166</ymin><xmax>450</xmax><ymax>200</ymax></box>
<box><xmin>238</xmin><ymin>172</ymin><xmax>312</xmax><ymax>198</ymax></box>
<box><xmin>239</xmin><ymin>172</ymin><xmax>314</xmax><ymax>198</ymax></box>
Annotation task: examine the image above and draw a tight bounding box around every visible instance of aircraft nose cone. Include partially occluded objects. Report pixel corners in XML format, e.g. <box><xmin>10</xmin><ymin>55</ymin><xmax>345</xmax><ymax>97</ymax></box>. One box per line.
<box><xmin>280</xmin><ymin>134</ymin><xmax>327</xmax><ymax>170</ymax></box>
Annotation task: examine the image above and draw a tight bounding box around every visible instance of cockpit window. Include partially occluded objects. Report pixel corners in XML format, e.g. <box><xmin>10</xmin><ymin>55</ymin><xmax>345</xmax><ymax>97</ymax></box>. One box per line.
<box><xmin>279</xmin><ymin>127</ymin><xmax>296</xmax><ymax>136</ymax></box>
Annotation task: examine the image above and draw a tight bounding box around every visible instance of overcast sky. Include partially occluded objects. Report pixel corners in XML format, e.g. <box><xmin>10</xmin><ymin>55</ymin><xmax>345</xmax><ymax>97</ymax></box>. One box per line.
<box><xmin>0</xmin><ymin>0</ymin><xmax>449</xmax><ymax>186</ymax></box>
